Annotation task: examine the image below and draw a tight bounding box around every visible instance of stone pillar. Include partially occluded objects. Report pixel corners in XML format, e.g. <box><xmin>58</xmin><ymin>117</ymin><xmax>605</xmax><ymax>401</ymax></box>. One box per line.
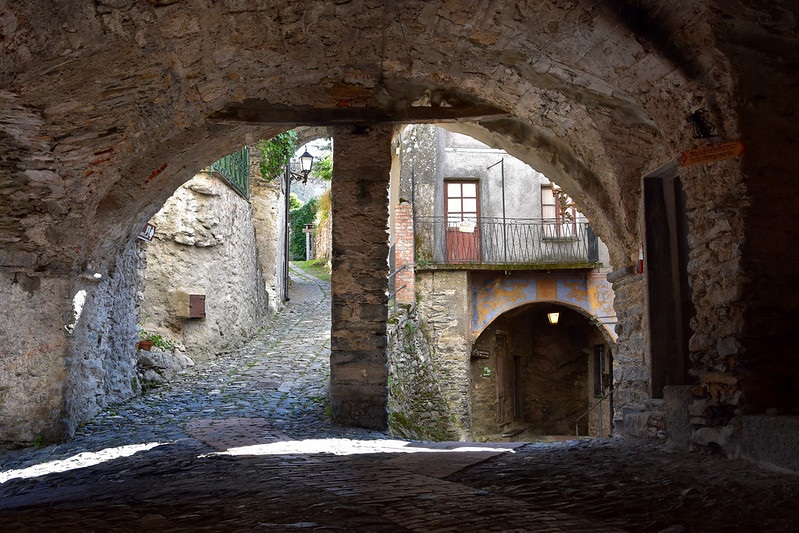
<box><xmin>329</xmin><ymin>125</ymin><xmax>392</xmax><ymax>429</ymax></box>
<box><xmin>1</xmin><ymin>240</ymin><xmax>142</xmax><ymax>445</ymax></box>
<box><xmin>0</xmin><ymin>272</ymin><xmax>73</xmax><ymax>443</ymax></box>
<box><xmin>393</xmin><ymin>201</ymin><xmax>416</xmax><ymax>304</ymax></box>
<box><xmin>607</xmin><ymin>265</ymin><xmax>649</xmax><ymax>429</ymax></box>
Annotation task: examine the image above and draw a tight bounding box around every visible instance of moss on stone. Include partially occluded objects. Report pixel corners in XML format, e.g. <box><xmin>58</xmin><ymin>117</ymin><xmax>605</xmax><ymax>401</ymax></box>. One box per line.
<box><xmin>387</xmin><ymin>305</ymin><xmax>460</xmax><ymax>441</ymax></box>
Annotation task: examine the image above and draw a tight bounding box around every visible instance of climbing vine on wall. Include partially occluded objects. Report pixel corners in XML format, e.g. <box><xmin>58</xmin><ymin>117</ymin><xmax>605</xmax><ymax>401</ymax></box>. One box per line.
<box><xmin>258</xmin><ymin>131</ymin><xmax>298</xmax><ymax>181</ymax></box>
<box><xmin>311</xmin><ymin>154</ymin><xmax>333</xmax><ymax>182</ymax></box>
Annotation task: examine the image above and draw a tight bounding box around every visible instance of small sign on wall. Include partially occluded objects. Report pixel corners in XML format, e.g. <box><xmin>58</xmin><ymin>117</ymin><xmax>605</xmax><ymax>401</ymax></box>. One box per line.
<box><xmin>679</xmin><ymin>140</ymin><xmax>745</xmax><ymax>167</ymax></box>
<box><xmin>471</xmin><ymin>348</ymin><xmax>491</xmax><ymax>359</ymax></box>
<box><xmin>459</xmin><ymin>220</ymin><xmax>476</xmax><ymax>233</ymax></box>
<box><xmin>138</xmin><ymin>223</ymin><xmax>156</xmax><ymax>242</ymax></box>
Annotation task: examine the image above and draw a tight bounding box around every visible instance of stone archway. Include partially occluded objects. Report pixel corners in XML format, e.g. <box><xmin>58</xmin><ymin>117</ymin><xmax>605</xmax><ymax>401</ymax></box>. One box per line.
<box><xmin>1</xmin><ymin>2</ymin><xmax>794</xmax><ymax>458</ymax></box>
<box><xmin>470</xmin><ymin>303</ymin><xmax>612</xmax><ymax>440</ymax></box>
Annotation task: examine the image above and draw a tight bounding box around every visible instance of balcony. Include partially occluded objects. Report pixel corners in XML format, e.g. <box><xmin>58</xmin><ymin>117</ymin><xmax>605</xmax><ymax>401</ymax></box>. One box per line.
<box><xmin>210</xmin><ymin>146</ymin><xmax>250</xmax><ymax>199</ymax></box>
<box><xmin>414</xmin><ymin>216</ymin><xmax>600</xmax><ymax>270</ymax></box>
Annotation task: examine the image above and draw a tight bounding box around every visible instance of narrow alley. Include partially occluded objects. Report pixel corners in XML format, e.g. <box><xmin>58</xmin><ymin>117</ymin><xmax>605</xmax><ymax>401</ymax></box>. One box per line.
<box><xmin>1</xmin><ymin>269</ymin><xmax>797</xmax><ymax>532</ymax></box>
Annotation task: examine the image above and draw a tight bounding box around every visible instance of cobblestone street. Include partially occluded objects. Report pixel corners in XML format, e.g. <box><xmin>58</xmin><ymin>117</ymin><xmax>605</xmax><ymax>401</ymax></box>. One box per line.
<box><xmin>1</xmin><ymin>268</ymin><xmax>798</xmax><ymax>532</ymax></box>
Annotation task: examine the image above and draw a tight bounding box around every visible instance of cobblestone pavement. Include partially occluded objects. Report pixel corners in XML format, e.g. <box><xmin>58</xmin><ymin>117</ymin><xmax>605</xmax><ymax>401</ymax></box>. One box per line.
<box><xmin>1</xmin><ymin>267</ymin><xmax>798</xmax><ymax>532</ymax></box>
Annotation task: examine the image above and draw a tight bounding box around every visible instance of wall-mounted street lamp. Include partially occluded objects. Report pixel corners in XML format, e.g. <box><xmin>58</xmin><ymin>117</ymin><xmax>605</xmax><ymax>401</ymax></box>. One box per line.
<box><xmin>288</xmin><ymin>148</ymin><xmax>315</xmax><ymax>184</ymax></box>
<box><xmin>547</xmin><ymin>312</ymin><xmax>560</xmax><ymax>325</ymax></box>
<box><xmin>687</xmin><ymin>109</ymin><xmax>716</xmax><ymax>139</ymax></box>
<box><xmin>283</xmin><ymin>147</ymin><xmax>315</xmax><ymax>302</ymax></box>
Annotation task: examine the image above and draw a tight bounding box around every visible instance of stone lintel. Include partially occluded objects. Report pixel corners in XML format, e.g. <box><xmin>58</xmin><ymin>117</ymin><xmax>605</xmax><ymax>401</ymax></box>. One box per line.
<box><xmin>208</xmin><ymin>81</ymin><xmax>509</xmax><ymax>126</ymax></box>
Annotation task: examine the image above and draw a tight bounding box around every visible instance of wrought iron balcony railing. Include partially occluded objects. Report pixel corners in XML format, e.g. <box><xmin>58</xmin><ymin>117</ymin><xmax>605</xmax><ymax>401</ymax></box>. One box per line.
<box><xmin>414</xmin><ymin>216</ymin><xmax>599</xmax><ymax>268</ymax></box>
<box><xmin>210</xmin><ymin>146</ymin><xmax>250</xmax><ymax>199</ymax></box>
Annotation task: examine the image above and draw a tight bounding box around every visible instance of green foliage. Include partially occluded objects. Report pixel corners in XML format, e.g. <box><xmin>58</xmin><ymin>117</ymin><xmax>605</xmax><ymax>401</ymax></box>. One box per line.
<box><xmin>289</xmin><ymin>193</ymin><xmax>303</xmax><ymax>211</ymax></box>
<box><xmin>138</xmin><ymin>329</ymin><xmax>177</xmax><ymax>351</ymax></box>
<box><xmin>311</xmin><ymin>154</ymin><xmax>333</xmax><ymax>182</ymax></box>
<box><xmin>290</xmin><ymin>197</ymin><xmax>318</xmax><ymax>260</ymax></box>
<box><xmin>316</xmin><ymin>189</ymin><xmax>331</xmax><ymax>223</ymax></box>
<box><xmin>258</xmin><ymin>131</ymin><xmax>298</xmax><ymax>181</ymax></box>
<box><xmin>293</xmin><ymin>259</ymin><xmax>331</xmax><ymax>282</ymax></box>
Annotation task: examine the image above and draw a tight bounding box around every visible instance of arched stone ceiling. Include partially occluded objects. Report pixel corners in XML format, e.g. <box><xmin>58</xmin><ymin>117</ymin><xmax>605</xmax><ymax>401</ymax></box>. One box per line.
<box><xmin>0</xmin><ymin>1</ymin><xmax>741</xmax><ymax>272</ymax></box>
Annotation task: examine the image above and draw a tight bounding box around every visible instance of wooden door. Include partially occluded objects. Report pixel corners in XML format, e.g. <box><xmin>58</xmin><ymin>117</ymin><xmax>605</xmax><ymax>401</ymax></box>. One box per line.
<box><xmin>495</xmin><ymin>334</ymin><xmax>518</xmax><ymax>425</ymax></box>
<box><xmin>445</xmin><ymin>180</ymin><xmax>480</xmax><ymax>263</ymax></box>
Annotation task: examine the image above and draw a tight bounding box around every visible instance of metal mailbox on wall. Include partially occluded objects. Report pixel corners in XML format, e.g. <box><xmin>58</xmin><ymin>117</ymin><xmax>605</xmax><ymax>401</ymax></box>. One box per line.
<box><xmin>188</xmin><ymin>294</ymin><xmax>206</xmax><ymax>319</ymax></box>
<box><xmin>173</xmin><ymin>289</ymin><xmax>206</xmax><ymax>319</ymax></box>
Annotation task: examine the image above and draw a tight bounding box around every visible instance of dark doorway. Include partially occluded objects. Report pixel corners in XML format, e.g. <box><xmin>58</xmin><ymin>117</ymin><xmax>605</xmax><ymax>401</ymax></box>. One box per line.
<box><xmin>644</xmin><ymin>162</ymin><xmax>694</xmax><ymax>397</ymax></box>
<box><xmin>469</xmin><ymin>305</ymin><xmax>611</xmax><ymax>439</ymax></box>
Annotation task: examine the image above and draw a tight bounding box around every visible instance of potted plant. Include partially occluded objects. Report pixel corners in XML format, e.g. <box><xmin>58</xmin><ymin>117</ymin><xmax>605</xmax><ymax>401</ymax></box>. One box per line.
<box><xmin>137</xmin><ymin>329</ymin><xmax>176</xmax><ymax>351</ymax></box>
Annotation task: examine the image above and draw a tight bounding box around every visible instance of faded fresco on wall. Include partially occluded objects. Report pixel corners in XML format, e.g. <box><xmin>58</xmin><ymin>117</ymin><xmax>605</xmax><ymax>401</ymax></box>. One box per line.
<box><xmin>471</xmin><ymin>271</ymin><xmax>616</xmax><ymax>340</ymax></box>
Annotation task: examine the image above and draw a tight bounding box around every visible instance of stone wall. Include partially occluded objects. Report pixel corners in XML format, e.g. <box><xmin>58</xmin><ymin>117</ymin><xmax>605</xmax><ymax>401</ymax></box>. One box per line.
<box><xmin>139</xmin><ymin>172</ymin><xmax>268</xmax><ymax>363</ymax></box>
<box><xmin>469</xmin><ymin>306</ymin><xmax>596</xmax><ymax>439</ymax></box>
<box><xmin>328</xmin><ymin>126</ymin><xmax>392</xmax><ymax>429</ymax></box>
<box><xmin>2</xmin><ymin>1</ymin><xmax>797</xmax><ymax>458</ymax></box>
<box><xmin>0</xmin><ymin>273</ymin><xmax>73</xmax><ymax>444</ymax></box>
<box><xmin>415</xmin><ymin>270</ymin><xmax>472</xmax><ymax>439</ymax></box>
<box><xmin>0</xmin><ymin>238</ymin><xmax>143</xmax><ymax>445</ymax></box>
<box><xmin>64</xmin><ymin>239</ymin><xmax>142</xmax><ymax>437</ymax></box>
<box><xmin>386</xmin><ymin>304</ymin><xmax>460</xmax><ymax>441</ymax></box>
<box><xmin>250</xmin><ymin>171</ymin><xmax>287</xmax><ymax>317</ymax></box>
<box><xmin>607</xmin><ymin>267</ymin><xmax>650</xmax><ymax>433</ymax></box>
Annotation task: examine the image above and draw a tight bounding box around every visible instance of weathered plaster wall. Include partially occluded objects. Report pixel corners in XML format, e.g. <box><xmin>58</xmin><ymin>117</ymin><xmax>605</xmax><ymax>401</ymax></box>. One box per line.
<box><xmin>0</xmin><ymin>274</ymin><xmax>72</xmax><ymax>444</ymax></box>
<box><xmin>0</xmin><ymin>239</ymin><xmax>143</xmax><ymax>445</ymax></box>
<box><xmin>442</xmin><ymin>129</ymin><xmax>541</xmax><ymax>220</ymax></box>
<box><xmin>139</xmin><ymin>172</ymin><xmax>267</xmax><ymax>362</ymax></box>
<box><xmin>470</xmin><ymin>270</ymin><xmax>616</xmax><ymax>342</ymax></box>
<box><xmin>399</xmin><ymin>125</ymin><xmax>438</xmax><ymax>217</ymax></box>
<box><xmin>250</xmin><ymin>168</ymin><xmax>286</xmax><ymax>317</ymax></box>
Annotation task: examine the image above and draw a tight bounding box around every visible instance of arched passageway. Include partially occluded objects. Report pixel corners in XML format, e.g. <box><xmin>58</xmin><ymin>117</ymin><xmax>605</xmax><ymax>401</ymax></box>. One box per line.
<box><xmin>471</xmin><ymin>304</ymin><xmax>612</xmax><ymax>440</ymax></box>
<box><xmin>1</xmin><ymin>1</ymin><xmax>798</xmax><ymax>471</ymax></box>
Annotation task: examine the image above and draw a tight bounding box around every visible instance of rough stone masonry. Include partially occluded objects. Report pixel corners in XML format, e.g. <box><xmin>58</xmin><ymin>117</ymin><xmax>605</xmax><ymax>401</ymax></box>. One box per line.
<box><xmin>0</xmin><ymin>1</ymin><xmax>796</xmax><ymax>473</ymax></box>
